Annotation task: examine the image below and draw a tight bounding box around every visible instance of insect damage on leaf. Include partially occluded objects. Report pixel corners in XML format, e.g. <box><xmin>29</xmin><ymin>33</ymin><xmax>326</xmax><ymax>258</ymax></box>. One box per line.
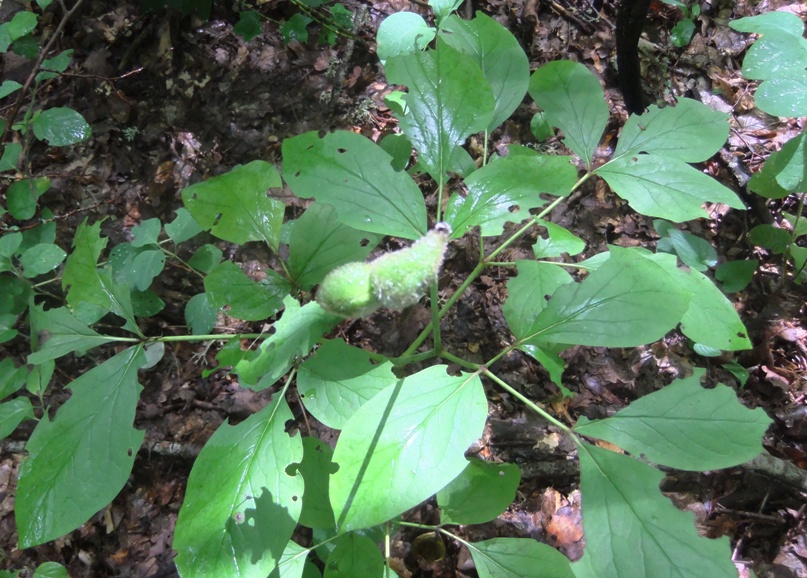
<box><xmin>316</xmin><ymin>223</ymin><xmax>451</xmax><ymax>318</ymax></box>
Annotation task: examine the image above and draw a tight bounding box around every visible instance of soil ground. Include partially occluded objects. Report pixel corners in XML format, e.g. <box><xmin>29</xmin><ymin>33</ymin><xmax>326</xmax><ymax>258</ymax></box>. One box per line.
<box><xmin>1</xmin><ymin>0</ymin><xmax>806</xmax><ymax>576</ymax></box>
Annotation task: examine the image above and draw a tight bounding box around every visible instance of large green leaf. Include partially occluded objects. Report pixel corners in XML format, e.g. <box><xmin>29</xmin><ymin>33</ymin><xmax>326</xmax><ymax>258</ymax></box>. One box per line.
<box><xmin>438</xmin><ymin>13</ymin><xmax>530</xmax><ymax>131</ymax></box>
<box><xmin>324</xmin><ymin>534</ymin><xmax>384</xmax><ymax>578</ymax></box>
<box><xmin>27</xmin><ymin>304</ymin><xmax>114</xmax><ymax>364</ymax></box>
<box><xmin>574</xmin><ymin>369</ymin><xmax>771</xmax><ymax>471</ymax></box>
<box><xmin>755</xmin><ymin>70</ymin><xmax>807</xmax><ymax>117</ymax></box>
<box><xmin>529</xmin><ymin>61</ymin><xmax>608</xmax><ymax>168</ymax></box>
<box><xmin>295</xmin><ymin>437</ymin><xmax>336</xmax><ymax>529</ymax></box>
<box><xmin>32</xmin><ymin>108</ymin><xmax>91</xmax><ymax>146</ymax></box>
<box><xmin>468</xmin><ymin>538</ymin><xmax>574</xmax><ymax>578</ymax></box>
<box><xmin>282</xmin><ymin>131</ymin><xmax>427</xmax><ymax>240</ymax></box>
<box><xmin>297</xmin><ymin>339</ymin><xmax>398</xmax><ymax>429</ymax></box>
<box><xmin>204</xmin><ymin>260</ymin><xmax>291</xmax><ymax>321</ymax></box>
<box><xmin>0</xmin><ymin>397</ymin><xmax>33</xmax><ymax>439</ymax></box>
<box><xmin>233</xmin><ymin>297</ymin><xmax>341</xmax><ymax>389</ymax></box>
<box><xmin>288</xmin><ymin>204</ymin><xmax>380</xmax><ymax>290</ymax></box>
<box><xmin>376</xmin><ymin>12</ymin><xmax>435</xmax><ymax>61</ymax></box>
<box><xmin>6</xmin><ymin>177</ymin><xmax>50</xmax><ymax>220</ymax></box>
<box><xmin>520</xmin><ymin>247</ymin><xmax>689</xmax><ymax>347</ymax></box>
<box><xmin>181</xmin><ymin>160</ymin><xmax>284</xmax><ymax>248</ymax></box>
<box><xmin>444</xmin><ymin>153</ymin><xmax>576</xmax><ymax>238</ymax></box>
<box><xmin>596</xmin><ymin>154</ymin><xmax>744</xmax><ymax>222</ymax></box>
<box><xmin>16</xmin><ymin>346</ymin><xmax>145</xmax><ymax>548</ymax></box>
<box><xmin>503</xmin><ymin>261</ymin><xmax>573</xmax><ymax>339</ymax></box>
<box><xmin>330</xmin><ymin>365</ymin><xmax>487</xmax><ymax>532</ymax></box>
<box><xmin>678</xmin><ymin>269</ymin><xmax>752</xmax><ymax>351</ymax></box>
<box><xmin>62</xmin><ymin>220</ymin><xmax>140</xmax><ymax>334</ymax></box>
<box><xmin>19</xmin><ymin>243</ymin><xmax>66</xmax><ymax>278</ymax></box>
<box><xmin>385</xmin><ymin>40</ymin><xmax>494</xmax><ymax>181</ymax></box>
<box><xmin>437</xmin><ymin>459</ymin><xmax>520</xmax><ymax>525</ymax></box>
<box><xmin>174</xmin><ymin>396</ymin><xmax>304</xmax><ymax>578</ymax></box>
<box><xmin>757</xmin><ymin>133</ymin><xmax>807</xmax><ymax>193</ymax></box>
<box><xmin>739</xmin><ymin>33</ymin><xmax>807</xmax><ymax>81</ymax></box>
<box><xmin>730</xmin><ymin>10</ymin><xmax>807</xmax><ymax>37</ymax></box>
<box><xmin>614</xmin><ymin>99</ymin><xmax>729</xmax><ymax>163</ymax></box>
<box><xmin>572</xmin><ymin>444</ymin><xmax>736</xmax><ymax>578</ymax></box>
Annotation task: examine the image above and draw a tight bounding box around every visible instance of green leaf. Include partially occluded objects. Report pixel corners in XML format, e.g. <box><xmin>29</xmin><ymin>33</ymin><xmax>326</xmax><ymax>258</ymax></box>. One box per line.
<box><xmin>32</xmin><ymin>562</ymin><xmax>68</xmax><ymax>578</ymax></box>
<box><xmin>27</xmin><ymin>304</ymin><xmax>114</xmax><ymax>364</ymax></box>
<box><xmin>529</xmin><ymin>61</ymin><xmax>608</xmax><ymax>168</ymax></box>
<box><xmin>0</xmin><ymin>142</ymin><xmax>22</xmax><ymax>171</ymax></box>
<box><xmin>376</xmin><ymin>12</ymin><xmax>435</xmax><ymax>62</ymax></box>
<box><xmin>298</xmin><ymin>339</ymin><xmax>398</xmax><ymax>429</ymax></box>
<box><xmin>521</xmin><ymin>247</ymin><xmax>689</xmax><ymax>347</ymax></box>
<box><xmin>324</xmin><ymin>534</ymin><xmax>384</xmax><ymax>578</ymax></box>
<box><xmin>330</xmin><ymin>365</ymin><xmax>488</xmax><ymax>532</ymax></box>
<box><xmin>530</xmin><ymin>111</ymin><xmax>554</xmax><ymax>141</ymax></box>
<box><xmin>748</xmin><ymin>224</ymin><xmax>791</xmax><ymax>254</ymax></box>
<box><xmin>715</xmin><ymin>260</ymin><xmax>757</xmax><ymax>293</ymax></box>
<box><xmin>614</xmin><ymin>99</ymin><xmax>729</xmax><ymax>163</ymax></box>
<box><xmin>19</xmin><ymin>243</ymin><xmax>66</xmax><ymax>277</ymax></box>
<box><xmin>783</xmin><ymin>211</ymin><xmax>807</xmax><ymax>239</ymax></box>
<box><xmin>678</xmin><ymin>269</ymin><xmax>752</xmax><ymax>351</ymax></box>
<box><xmin>378</xmin><ymin>133</ymin><xmax>413</xmax><ymax>171</ymax></box>
<box><xmin>32</xmin><ymin>108</ymin><xmax>91</xmax><ymax>146</ymax></box>
<box><xmin>0</xmin><ymin>232</ymin><xmax>22</xmax><ymax>258</ymax></box>
<box><xmin>429</xmin><ymin>0</ymin><xmax>463</xmax><ymax>25</ymax></box>
<box><xmin>204</xmin><ymin>260</ymin><xmax>291</xmax><ymax>321</ymax></box>
<box><xmin>188</xmin><ymin>243</ymin><xmax>222</xmax><ymax>273</ymax></box>
<box><xmin>730</xmin><ymin>10</ymin><xmax>807</xmax><ymax>37</ymax></box>
<box><xmin>131</xmin><ymin>289</ymin><xmax>164</xmax><ymax>318</ymax></box>
<box><xmin>0</xmin><ymin>397</ymin><xmax>33</xmax><ymax>439</ymax></box>
<box><xmin>19</xmin><ymin>210</ymin><xmax>56</xmax><ymax>252</ymax></box>
<box><xmin>26</xmin><ymin>360</ymin><xmax>54</xmax><ymax>395</ymax></box>
<box><xmin>234</xmin><ymin>297</ymin><xmax>341</xmax><ymax>389</ymax></box>
<box><xmin>468</xmin><ymin>538</ymin><xmax>574</xmax><ymax>578</ymax></box>
<box><xmin>0</xmin><ymin>275</ymin><xmax>32</xmax><ymax>315</ymax></box>
<box><xmin>283</xmin><ymin>130</ymin><xmax>428</xmax><ymax>240</ymax></box>
<box><xmin>9</xmin><ymin>11</ymin><xmax>37</xmax><ymax>41</ymax></box>
<box><xmin>596</xmin><ymin>154</ymin><xmax>744</xmax><ymax>222</ymax></box>
<box><xmin>533</xmin><ymin>219</ymin><xmax>586</xmax><ymax>258</ymax></box>
<box><xmin>295</xmin><ymin>437</ymin><xmax>336</xmax><ymax>529</ymax></box>
<box><xmin>234</xmin><ymin>10</ymin><xmax>262</xmax><ymax>41</ymax></box>
<box><xmin>574</xmin><ymin>369</ymin><xmax>771</xmax><ymax>470</ymax></box>
<box><xmin>0</xmin><ymin>80</ymin><xmax>23</xmax><ymax>99</ymax></box>
<box><xmin>288</xmin><ymin>204</ymin><xmax>380</xmax><ymax>290</ymax></box>
<box><xmin>164</xmin><ymin>207</ymin><xmax>203</xmax><ymax>244</ymax></box>
<box><xmin>130</xmin><ymin>218</ymin><xmax>161</xmax><ymax>247</ymax></box>
<box><xmin>503</xmin><ymin>260</ymin><xmax>573</xmax><ymax>339</ymax></box>
<box><xmin>7</xmin><ymin>177</ymin><xmax>50</xmax><ymax>220</ymax></box>
<box><xmin>573</xmin><ymin>444</ymin><xmax>736</xmax><ymax>578</ymax></box>
<box><xmin>16</xmin><ymin>346</ymin><xmax>145</xmax><ymax>548</ymax></box>
<box><xmin>445</xmin><ymin>153</ymin><xmax>576</xmax><ymax>238</ymax></box>
<box><xmin>740</xmin><ymin>33</ymin><xmax>807</xmax><ymax>81</ymax></box>
<box><xmin>182</xmin><ymin>161</ymin><xmax>284</xmax><ymax>248</ymax></box>
<box><xmin>173</xmin><ymin>396</ymin><xmax>304</xmax><ymax>578</ymax></box>
<box><xmin>63</xmin><ymin>223</ymin><xmax>140</xmax><ymax>333</ymax></box>
<box><xmin>185</xmin><ymin>293</ymin><xmax>218</xmax><ymax>335</ymax></box>
<box><xmin>437</xmin><ymin>459</ymin><xmax>520</xmax><ymax>525</ymax></box>
<box><xmin>0</xmin><ymin>358</ymin><xmax>26</xmax><ymax>400</ymax></box>
<box><xmin>281</xmin><ymin>13</ymin><xmax>313</xmax><ymax>43</ymax></box>
<box><xmin>762</xmin><ymin>133</ymin><xmax>807</xmax><ymax>193</ymax></box>
<box><xmin>41</xmin><ymin>49</ymin><xmax>73</xmax><ymax>73</ymax></box>
<box><xmin>0</xmin><ymin>313</ymin><xmax>19</xmax><ymax>343</ymax></box>
<box><xmin>657</xmin><ymin>228</ymin><xmax>717</xmax><ymax>272</ymax></box>
<box><xmin>438</xmin><ymin>13</ymin><xmax>530</xmax><ymax>131</ymax></box>
<box><xmin>755</xmin><ymin>72</ymin><xmax>807</xmax><ymax>117</ymax></box>
<box><xmin>385</xmin><ymin>40</ymin><xmax>494</xmax><ymax>181</ymax></box>
<box><xmin>109</xmin><ymin>243</ymin><xmax>165</xmax><ymax>290</ymax></box>
<box><xmin>269</xmin><ymin>541</ymin><xmax>317</xmax><ymax>578</ymax></box>
<box><xmin>670</xmin><ymin>18</ymin><xmax>695</xmax><ymax>47</ymax></box>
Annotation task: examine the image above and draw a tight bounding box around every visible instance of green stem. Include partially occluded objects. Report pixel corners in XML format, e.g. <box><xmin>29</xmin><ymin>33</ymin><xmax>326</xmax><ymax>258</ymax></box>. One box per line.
<box><xmin>430</xmin><ymin>281</ymin><xmax>441</xmax><ymax>352</ymax></box>
<box><xmin>482</xmin><ymin>368</ymin><xmax>572</xmax><ymax>433</ymax></box>
<box><xmin>147</xmin><ymin>333</ymin><xmax>265</xmax><ymax>343</ymax></box>
<box><xmin>438</xmin><ymin>350</ymin><xmax>479</xmax><ymax>370</ymax></box>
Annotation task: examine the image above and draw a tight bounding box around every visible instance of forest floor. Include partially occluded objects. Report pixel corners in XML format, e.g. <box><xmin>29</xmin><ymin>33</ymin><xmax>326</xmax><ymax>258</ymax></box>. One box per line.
<box><xmin>1</xmin><ymin>0</ymin><xmax>806</xmax><ymax>576</ymax></box>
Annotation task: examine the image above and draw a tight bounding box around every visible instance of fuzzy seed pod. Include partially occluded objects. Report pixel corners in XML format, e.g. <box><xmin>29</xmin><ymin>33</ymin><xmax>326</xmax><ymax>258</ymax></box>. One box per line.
<box><xmin>316</xmin><ymin>223</ymin><xmax>451</xmax><ymax>318</ymax></box>
<box><xmin>315</xmin><ymin>261</ymin><xmax>380</xmax><ymax>318</ymax></box>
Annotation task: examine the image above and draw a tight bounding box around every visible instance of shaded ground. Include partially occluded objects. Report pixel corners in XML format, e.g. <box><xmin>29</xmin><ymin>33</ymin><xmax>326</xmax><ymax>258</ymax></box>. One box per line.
<box><xmin>1</xmin><ymin>0</ymin><xmax>806</xmax><ymax>576</ymax></box>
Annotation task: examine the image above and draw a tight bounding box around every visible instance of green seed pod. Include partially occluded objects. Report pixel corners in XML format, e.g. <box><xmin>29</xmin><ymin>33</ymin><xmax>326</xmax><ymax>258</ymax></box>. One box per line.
<box><xmin>369</xmin><ymin>222</ymin><xmax>451</xmax><ymax>310</ymax></box>
<box><xmin>315</xmin><ymin>223</ymin><xmax>451</xmax><ymax>318</ymax></box>
<box><xmin>315</xmin><ymin>261</ymin><xmax>380</xmax><ymax>318</ymax></box>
